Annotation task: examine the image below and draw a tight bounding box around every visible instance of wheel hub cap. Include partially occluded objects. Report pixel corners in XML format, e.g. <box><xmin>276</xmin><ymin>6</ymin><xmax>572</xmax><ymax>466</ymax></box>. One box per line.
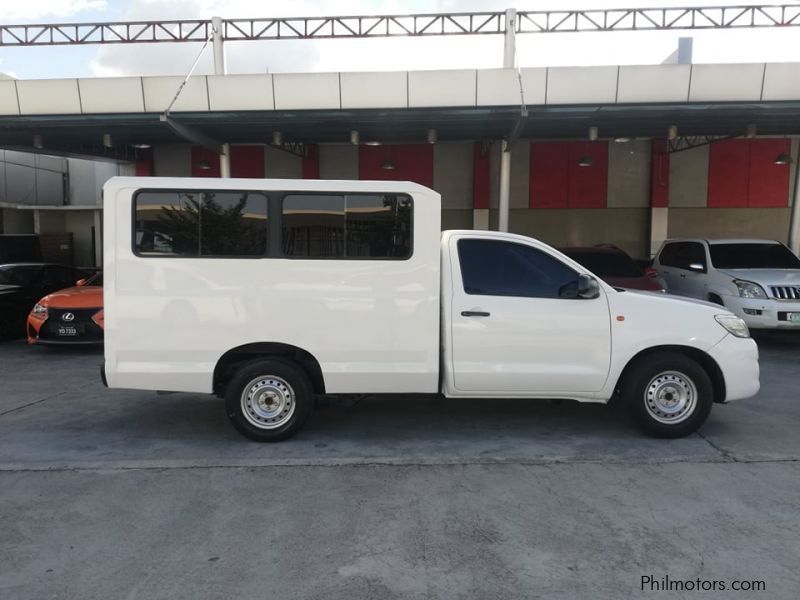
<box><xmin>241</xmin><ymin>376</ymin><xmax>296</xmax><ymax>430</ymax></box>
<box><xmin>645</xmin><ymin>371</ymin><xmax>698</xmax><ymax>424</ymax></box>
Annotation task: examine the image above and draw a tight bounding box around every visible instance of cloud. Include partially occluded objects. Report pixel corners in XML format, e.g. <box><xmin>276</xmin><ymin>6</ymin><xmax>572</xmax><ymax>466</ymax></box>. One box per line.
<box><xmin>0</xmin><ymin>0</ymin><xmax>107</xmax><ymax>21</ymax></box>
<box><xmin>86</xmin><ymin>0</ymin><xmax>800</xmax><ymax>78</ymax></box>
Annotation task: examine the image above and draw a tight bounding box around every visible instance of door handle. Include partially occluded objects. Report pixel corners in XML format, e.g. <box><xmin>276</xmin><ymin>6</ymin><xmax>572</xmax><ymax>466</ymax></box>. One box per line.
<box><xmin>461</xmin><ymin>310</ymin><xmax>490</xmax><ymax>317</ymax></box>
<box><xmin>679</xmin><ymin>273</ymin><xmax>686</xmax><ymax>278</ymax></box>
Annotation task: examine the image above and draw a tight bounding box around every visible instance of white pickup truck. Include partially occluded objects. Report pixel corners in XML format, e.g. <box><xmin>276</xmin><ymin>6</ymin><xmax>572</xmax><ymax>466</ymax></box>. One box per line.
<box><xmin>102</xmin><ymin>177</ymin><xmax>759</xmax><ymax>442</ymax></box>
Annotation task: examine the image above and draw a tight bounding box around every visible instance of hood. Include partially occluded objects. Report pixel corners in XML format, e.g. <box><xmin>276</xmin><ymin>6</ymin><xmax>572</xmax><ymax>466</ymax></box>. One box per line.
<box><xmin>622</xmin><ymin>288</ymin><xmax>723</xmax><ymax>310</ymax></box>
<box><xmin>718</xmin><ymin>269</ymin><xmax>800</xmax><ymax>285</ymax></box>
<box><xmin>40</xmin><ymin>285</ymin><xmax>103</xmax><ymax>308</ymax></box>
<box><xmin>604</xmin><ymin>275</ymin><xmax>663</xmax><ymax>291</ymax></box>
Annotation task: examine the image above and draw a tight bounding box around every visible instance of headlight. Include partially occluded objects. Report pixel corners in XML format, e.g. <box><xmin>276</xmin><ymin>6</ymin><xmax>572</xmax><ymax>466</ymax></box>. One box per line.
<box><xmin>733</xmin><ymin>279</ymin><xmax>767</xmax><ymax>299</ymax></box>
<box><xmin>715</xmin><ymin>314</ymin><xmax>750</xmax><ymax>338</ymax></box>
<box><xmin>32</xmin><ymin>303</ymin><xmax>48</xmax><ymax>318</ymax></box>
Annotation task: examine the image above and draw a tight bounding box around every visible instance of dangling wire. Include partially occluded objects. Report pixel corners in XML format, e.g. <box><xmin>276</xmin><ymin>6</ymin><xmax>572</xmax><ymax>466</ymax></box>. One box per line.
<box><xmin>513</xmin><ymin>20</ymin><xmax>528</xmax><ymax>119</ymax></box>
<box><xmin>164</xmin><ymin>22</ymin><xmax>217</xmax><ymax>115</ymax></box>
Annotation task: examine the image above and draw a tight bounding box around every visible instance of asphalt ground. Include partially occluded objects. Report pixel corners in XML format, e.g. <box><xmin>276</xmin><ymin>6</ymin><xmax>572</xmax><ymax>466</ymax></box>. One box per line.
<box><xmin>0</xmin><ymin>332</ymin><xmax>798</xmax><ymax>599</ymax></box>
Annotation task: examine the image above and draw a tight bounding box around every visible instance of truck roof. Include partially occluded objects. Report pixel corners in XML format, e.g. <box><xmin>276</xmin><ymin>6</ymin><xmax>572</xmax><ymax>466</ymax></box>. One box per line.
<box><xmin>104</xmin><ymin>176</ymin><xmax>436</xmax><ymax>196</ymax></box>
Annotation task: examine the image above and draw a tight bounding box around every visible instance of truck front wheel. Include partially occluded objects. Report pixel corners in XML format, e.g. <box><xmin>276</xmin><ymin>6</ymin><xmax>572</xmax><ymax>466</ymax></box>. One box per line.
<box><xmin>225</xmin><ymin>358</ymin><xmax>313</xmax><ymax>442</ymax></box>
<box><xmin>622</xmin><ymin>352</ymin><xmax>713</xmax><ymax>438</ymax></box>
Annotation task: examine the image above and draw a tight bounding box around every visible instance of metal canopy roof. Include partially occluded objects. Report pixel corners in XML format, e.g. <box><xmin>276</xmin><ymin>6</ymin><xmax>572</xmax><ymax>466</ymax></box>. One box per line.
<box><xmin>2</xmin><ymin>102</ymin><xmax>800</xmax><ymax>161</ymax></box>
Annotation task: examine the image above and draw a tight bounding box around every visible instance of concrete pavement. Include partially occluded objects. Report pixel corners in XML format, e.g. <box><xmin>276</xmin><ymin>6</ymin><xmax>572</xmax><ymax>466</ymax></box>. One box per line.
<box><xmin>0</xmin><ymin>333</ymin><xmax>798</xmax><ymax>599</ymax></box>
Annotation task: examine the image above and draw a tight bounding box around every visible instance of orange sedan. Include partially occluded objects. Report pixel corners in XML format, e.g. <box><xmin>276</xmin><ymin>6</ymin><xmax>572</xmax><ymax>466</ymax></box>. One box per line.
<box><xmin>27</xmin><ymin>272</ymin><xmax>103</xmax><ymax>345</ymax></box>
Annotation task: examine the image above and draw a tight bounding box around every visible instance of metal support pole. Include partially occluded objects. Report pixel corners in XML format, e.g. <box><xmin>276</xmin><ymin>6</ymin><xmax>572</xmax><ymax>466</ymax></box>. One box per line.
<box><xmin>220</xmin><ymin>142</ymin><xmax>231</xmax><ymax>178</ymax></box>
<box><xmin>211</xmin><ymin>16</ymin><xmax>226</xmax><ymax>75</ymax></box>
<box><xmin>788</xmin><ymin>143</ymin><xmax>800</xmax><ymax>254</ymax></box>
<box><xmin>498</xmin><ymin>140</ymin><xmax>511</xmax><ymax>232</ymax></box>
<box><xmin>503</xmin><ymin>8</ymin><xmax>517</xmax><ymax>68</ymax></box>
<box><xmin>212</xmin><ymin>16</ymin><xmax>230</xmax><ymax>178</ymax></box>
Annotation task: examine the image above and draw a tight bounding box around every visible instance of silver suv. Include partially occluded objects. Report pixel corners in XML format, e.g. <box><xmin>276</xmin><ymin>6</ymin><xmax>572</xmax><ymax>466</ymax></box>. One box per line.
<box><xmin>654</xmin><ymin>238</ymin><xmax>800</xmax><ymax>329</ymax></box>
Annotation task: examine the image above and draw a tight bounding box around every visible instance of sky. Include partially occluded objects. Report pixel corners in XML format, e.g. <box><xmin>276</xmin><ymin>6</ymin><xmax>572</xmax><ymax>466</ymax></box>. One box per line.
<box><xmin>1</xmin><ymin>0</ymin><xmax>800</xmax><ymax>79</ymax></box>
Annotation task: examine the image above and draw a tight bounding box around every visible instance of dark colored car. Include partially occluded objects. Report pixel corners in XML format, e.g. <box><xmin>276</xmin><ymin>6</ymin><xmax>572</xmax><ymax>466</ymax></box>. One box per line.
<box><xmin>559</xmin><ymin>246</ymin><xmax>666</xmax><ymax>292</ymax></box>
<box><xmin>0</xmin><ymin>263</ymin><xmax>90</xmax><ymax>340</ymax></box>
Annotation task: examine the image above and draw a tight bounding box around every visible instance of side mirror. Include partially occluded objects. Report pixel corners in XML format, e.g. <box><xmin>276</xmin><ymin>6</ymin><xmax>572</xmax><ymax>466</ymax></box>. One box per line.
<box><xmin>75</xmin><ymin>278</ymin><xmax>88</xmax><ymax>287</ymax></box>
<box><xmin>688</xmin><ymin>263</ymin><xmax>705</xmax><ymax>272</ymax></box>
<box><xmin>577</xmin><ymin>274</ymin><xmax>600</xmax><ymax>299</ymax></box>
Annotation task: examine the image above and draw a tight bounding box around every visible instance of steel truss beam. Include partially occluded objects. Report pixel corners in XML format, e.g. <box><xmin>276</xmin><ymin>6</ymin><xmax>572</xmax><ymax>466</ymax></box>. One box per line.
<box><xmin>665</xmin><ymin>135</ymin><xmax>733</xmax><ymax>153</ymax></box>
<box><xmin>1</xmin><ymin>5</ymin><xmax>799</xmax><ymax>47</ymax></box>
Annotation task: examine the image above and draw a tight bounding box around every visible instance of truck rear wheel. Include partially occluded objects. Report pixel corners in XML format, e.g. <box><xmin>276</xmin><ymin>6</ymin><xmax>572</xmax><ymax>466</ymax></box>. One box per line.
<box><xmin>622</xmin><ymin>352</ymin><xmax>713</xmax><ymax>438</ymax></box>
<box><xmin>225</xmin><ymin>358</ymin><xmax>313</xmax><ymax>442</ymax></box>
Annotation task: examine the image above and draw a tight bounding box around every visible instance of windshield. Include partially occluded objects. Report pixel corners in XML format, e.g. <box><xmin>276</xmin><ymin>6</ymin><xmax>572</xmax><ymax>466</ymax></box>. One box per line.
<box><xmin>84</xmin><ymin>272</ymin><xmax>103</xmax><ymax>286</ymax></box>
<box><xmin>708</xmin><ymin>243</ymin><xmax>800</xmax><ymax>269</ymax></box>
<box><xmin>562</xmin><ymin>251</ymin><xmax>643</xmax><ymax>278</ymax></box>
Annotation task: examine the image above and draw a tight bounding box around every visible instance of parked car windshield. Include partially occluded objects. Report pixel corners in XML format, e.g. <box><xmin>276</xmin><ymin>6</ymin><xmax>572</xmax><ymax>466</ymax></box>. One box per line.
<box><xmin>84</xmin><ymin>272</ymin><xmax>103</xmax><ymax>286</ymax></box>
<box><xmin>708</xmin><ymin>243</ymin><xmax>800</xmax><ymax>269</ymax></box>
<box><xmin>561</xmin><ymin>251</ymin><xmax>643</xmax><ymax>278</ymax></box>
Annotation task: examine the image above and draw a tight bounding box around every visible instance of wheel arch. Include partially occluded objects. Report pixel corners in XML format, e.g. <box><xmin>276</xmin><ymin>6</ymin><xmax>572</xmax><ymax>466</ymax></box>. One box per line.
<box><xmin>614</xmin><ymin>345</ymin><xmax>726</xmax><ymax>404</ymax></box>
<box><xmin>213</xmin><ymin>342</ymin><xmax>325</xmax><ymax>397</ymax></box>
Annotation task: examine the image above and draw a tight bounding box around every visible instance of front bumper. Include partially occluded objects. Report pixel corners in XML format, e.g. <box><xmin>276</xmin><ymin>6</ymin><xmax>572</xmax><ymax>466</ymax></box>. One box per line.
<box><xmin>27</xmin><ymin>307</ymin><xmax>104</xmax><ymax>345</ymax></box>
<box><xmin>707</xmin><ymin>334</ymin><xmax>760</xmax><ymax>402</ymax></box>
<box><xmin>722</xmin><ymin>296</ymin><xmax>800</xmax><ymax>330</ymax></box>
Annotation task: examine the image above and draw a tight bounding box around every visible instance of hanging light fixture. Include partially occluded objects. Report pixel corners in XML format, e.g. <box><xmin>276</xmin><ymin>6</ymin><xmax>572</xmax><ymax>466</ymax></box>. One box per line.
<box><xmin>774</xmin><ymin>152</ymin><xmax>793</xmax><ymax>165</ymax></box>
<box><xmin>745</xmin><ymin>124</ymin><xmax>757</xmax><ymax>139</ymax></box>
<box><xmin>132</xmin><ymin>143</ymin><xmax>151</xmax><ymax>149</ymax></box>
<box><xmin>381</xmin><ymin>159</ymin><xmax>396</xmax><ymax>170</ymax></box>
<box><xmin>102</xmin><ymin>133</ymin><xmax>113</xmax><ymax>148</ymax></box>
<box><xmin>350</xmin><ymin>130</ymin><xmax>360</xmax><ymax>145</ymax></box>
<box><xmin>667</xmin><ymin>125</ymin><xmax>678</xmax><ymax>140</ymax></box>
<box><xmin>272</xmin><ymin>131</ymin><xmax>283</xmax><ymax>146</ymax></box>
<box><xmin>196</xmin><ymin>159</ymin><xmax>212</xmax><ymax>171</ymax></box>
<box><xmin>364</xmin><ymin>140</ymin><xmax>382</xmax><ymax>146</ymax></box>
<box><xmin>578</xmin><ymin>155</ymin><xmax>594</xmax><ymax>167</ymax></box>
<box><xmin>32</xmin><ymin>134</ymin><xmax>44</xmax><ymax>149</ymax></box>
<box><xmin>427</xmin><ymin>128</ymin><xmax>437</xmax><ymax>144</ymax></box>
<box><xmin>588</xmin><ymin>126</ymin><xmax>599</xmax><ymax>141</ymax></box>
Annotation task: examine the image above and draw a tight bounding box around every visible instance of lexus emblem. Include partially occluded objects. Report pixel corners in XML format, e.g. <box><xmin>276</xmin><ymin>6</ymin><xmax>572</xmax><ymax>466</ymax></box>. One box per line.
<box><xmin>62</xmin><ymin>312</ymin><xmax>75</xmax><ymax>322</ymax></box>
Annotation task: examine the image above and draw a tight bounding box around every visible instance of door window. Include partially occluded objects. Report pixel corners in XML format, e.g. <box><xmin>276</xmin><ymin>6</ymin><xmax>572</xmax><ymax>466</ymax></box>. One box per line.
<box><xmin>659</xmin><ymin>242</ymin><xmax>706</xmax><ymax>271</ymax></box>
<box><xmin>457</xmin><ymin>239</ymin><xmax>578</xmax><ymax>299</ymax></box>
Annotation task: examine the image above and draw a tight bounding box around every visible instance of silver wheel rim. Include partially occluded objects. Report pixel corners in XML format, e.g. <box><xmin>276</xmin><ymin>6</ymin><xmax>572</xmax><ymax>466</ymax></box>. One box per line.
<box><xmin>240</xmin><ymin>375</ymin><xmax>296</xmax><ymax>430</ymax></box>
<box><xmin>644</xmin><ymin>371</ymin><xmax>698</xmax><ymax>424</ymax></box>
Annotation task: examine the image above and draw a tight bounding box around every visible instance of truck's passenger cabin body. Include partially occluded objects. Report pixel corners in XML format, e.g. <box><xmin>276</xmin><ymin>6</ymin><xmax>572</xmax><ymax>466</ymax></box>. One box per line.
<box><xmin>103</xmin><ymin>177</ymin><xmax>759</xmax><ymax>441</ymax></box>
<box><xmin>104</xmin><ymin>178</ymin><xmax>441</xmax><ymax>396</ymax></box>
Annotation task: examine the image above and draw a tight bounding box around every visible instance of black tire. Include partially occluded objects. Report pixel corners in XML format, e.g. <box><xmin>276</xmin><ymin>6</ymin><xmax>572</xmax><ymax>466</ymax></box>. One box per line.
<box><xmin>224</xmin><ymin>358</ymin><xmax>314</xmax><ymax>442</ymax></box>
<box><xmin>622</xmin><ymin>352</ymin><xmax>713</xmax><ymax>438</ymax></box>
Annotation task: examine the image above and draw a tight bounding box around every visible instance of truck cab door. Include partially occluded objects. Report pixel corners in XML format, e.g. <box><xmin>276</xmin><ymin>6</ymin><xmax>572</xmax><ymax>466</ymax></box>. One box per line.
<box><xmin>447</xmin><ymin>236</ymin><xmax>612</xmax><ymax>396</ymax></box>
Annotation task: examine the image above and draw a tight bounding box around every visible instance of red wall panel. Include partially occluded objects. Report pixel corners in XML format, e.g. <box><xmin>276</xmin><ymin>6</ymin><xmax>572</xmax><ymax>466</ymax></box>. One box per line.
<box><xmin>231</xmin><ymin>145</ymin><xmax>265</xmax><ymax>178</ymax></box>
<box><xmin>135</xmin><ymin>148</ymin><xmax>153</xmax><ymax>176</ymax></box>
<box><xmin>191</xmin><ymin>146</ymin><xmax>221</xmax><ymax>178</ymax></box>
<box><xmin>708</xmin><ymin>138</ymin><xmax>749</xmax><ymax>207</ymax></box>
<box><xmin>473</xmin><ymin>142</ymin><xmax>490</xmax><ymax>209</ymax></box>
<box><xmin>302</xmin><ymin>143</ymin><xmax>320</xmax><ymax>179</ymax></box>
<box><xmin>529</xmin><ymin>141</ymin><xmax>608</xmax><ymax>209</ymax></box>
<box><xmin>650</xmin><ymin>139</ymin><xmax>669</xmax><ymax>208</ymax></box>
<box><xmin>567</xmin><ymin>141</ymin><xmax>608</xmax><ymax>208</ymax></box>
<box><xmin>748</xmin><ymin>139</ymin><xmax>791</xmax><ymax>207</ymax></box>
<box><xmin>358</xmin><ymin>144</ymin><xmax>434</xmax><ymax>188</ymax></box>
<box><xmin>529</xmin><ymin>141</ymin><xmax>570</xmax><ymax>208</ymax></box>
<box><xmin>708</xmin><ymin>138</ymin><xmax>790</xmax><ymax>208</ymax></box>
<box><xmin>192</xmin><ymin>146</ymin><xmax>264</xmax><ymax>178</ymax></box>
